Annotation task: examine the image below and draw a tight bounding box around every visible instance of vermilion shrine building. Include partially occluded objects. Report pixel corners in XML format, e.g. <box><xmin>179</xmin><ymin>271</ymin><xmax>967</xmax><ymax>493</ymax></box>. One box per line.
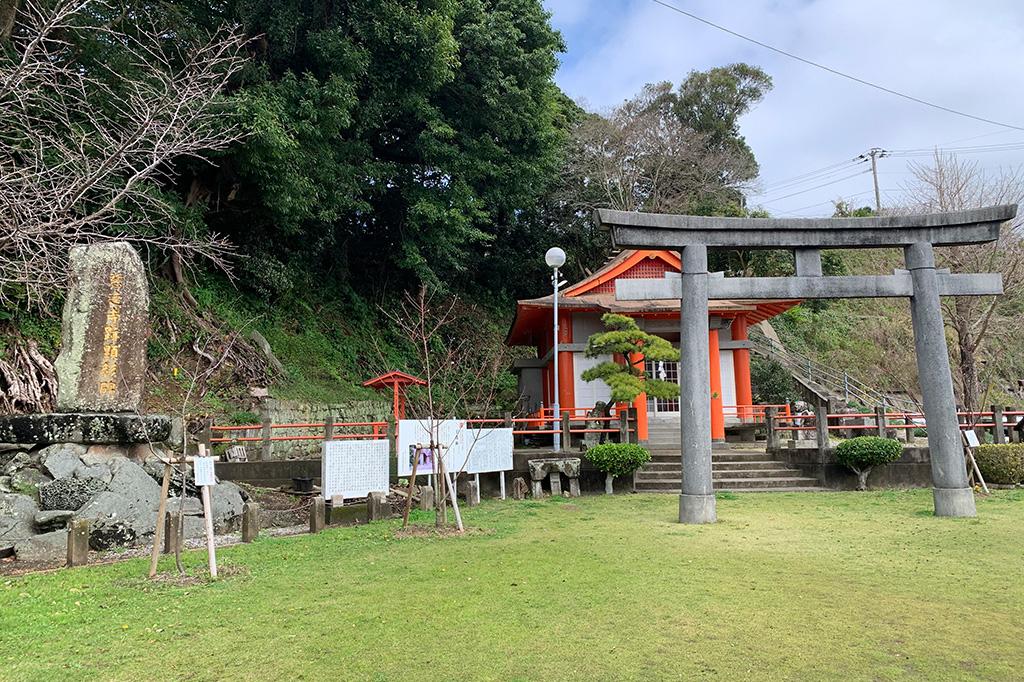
<box><xmin>507</xmin><ymin>250</ymin><xmax>799</xmax><ymax>442</ymax></box>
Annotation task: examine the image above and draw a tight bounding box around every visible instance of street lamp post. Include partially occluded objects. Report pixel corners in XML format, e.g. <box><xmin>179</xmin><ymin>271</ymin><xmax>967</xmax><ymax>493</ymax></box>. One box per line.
<box><xmin>546</xmin><ymin>247</ymin><xmax>566</xmax><ymax>452</ymax></box>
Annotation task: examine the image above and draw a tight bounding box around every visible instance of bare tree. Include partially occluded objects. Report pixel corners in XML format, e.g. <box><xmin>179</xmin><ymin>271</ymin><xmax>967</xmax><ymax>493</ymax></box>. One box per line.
<box><xmin>0</xmin><ymin>0</ymin><xmax>247</xmax><ymax>308</ymax></box>
<box><xmin>902</xmin><ymin>152</ymin><xmax>1024</xmax><ymax>410</ymax></box>
<box><xmin>382</xmin><ymin>286</ymin><xmax>514</xmax><ymax>531</ymax></box>
<box><xmin>561</xmin><ymin>82</ymin><xmax>752</xmax><ymax>216</ymax></box>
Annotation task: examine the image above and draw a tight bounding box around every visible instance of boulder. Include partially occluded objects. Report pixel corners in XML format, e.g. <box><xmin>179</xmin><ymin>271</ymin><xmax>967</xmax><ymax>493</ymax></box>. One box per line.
<box><xmin>0</xmin><ymin>493</ymin><xmax>38</xmax><ymax>544</ymax></box>
<box><xmin>166</xmin><ymin>496</ymin><xmax>203</xmax><ymax>516</ymax></box>
<box><xmin>38</xmin><ymin>476</ymin><xmax>105</xmax><ymax>511</ymax></box>
<box><xmin>74</xmin><ymin>462</ymin><xmax>112</xmax><ymax>484</ymax></box>
<box><xmin>10</xmin><ymin>467</ymin><xmax>51</xmax><ymax>492</ymax></box>
<box><xmin>38</xmin><ymin>443</ymin><xmax>87</xmax><ymax>479</ymax></box>
<box><xmin>106</xmin><ymin>457</ymin><xmax>161</xmax><ymax>508</ymax></box>
<box><xmin>2</xmin><ymin>452</ymin><xmax>30</xmax><ymax>476</ymax></box>
<box><xmin>13</xmin><ymin>530</ymin><xmax>68</xmax><ymax>563</ymax></box>
<box><xmin>0</xmin><ymin>476</ymin><xmax>12</xmax><ymax>494</ymax></box>
<box><xmin>75</xmin><ymin>490</ymin><xmax>156</xmax><ymax>550</ymax></box>
<box><xmin>34</xmin><ymin>510</ymin><xmax>75</xmax><ymax>532</ymax></box>
<box><xmin>82</xmin><ymin>444</ymin><xmax>128</xmax><ymax>466</ymax></box>
<box><xmin>209</xmin><ymin>482</ymin><xmax>245</xmax><ymax>532</ymax></box>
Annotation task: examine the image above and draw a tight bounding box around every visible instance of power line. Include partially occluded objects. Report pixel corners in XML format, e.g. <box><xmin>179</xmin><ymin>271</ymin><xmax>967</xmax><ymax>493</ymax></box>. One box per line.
<box><xmin>649</xmin><ymin>0</ymin><xmax>1024</xmax><ymax>133</ymax></box>
<box><xmin>759</xmin><ymin>168</ymin><xmax>872</xmax><ymax>205</ymax></box>
<box><xmin>758</xmin><ymin>157</ymin><xmax>866</xmax><ymax>194</ymax></box>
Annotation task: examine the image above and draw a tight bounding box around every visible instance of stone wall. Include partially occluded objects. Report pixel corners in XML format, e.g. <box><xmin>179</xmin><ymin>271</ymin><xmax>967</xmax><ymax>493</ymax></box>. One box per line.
<box><xmin>775</xmin><ymin>444</ymin><xmax>934</xmax><ymax>489</ymax></box>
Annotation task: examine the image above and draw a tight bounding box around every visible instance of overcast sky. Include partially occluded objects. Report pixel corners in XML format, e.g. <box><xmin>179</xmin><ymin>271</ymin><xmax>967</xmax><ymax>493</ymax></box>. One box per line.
<box><xmin>544</xmin><ymin>0</ymin><xmax>1024</xmax><ymax>217</ymax></box>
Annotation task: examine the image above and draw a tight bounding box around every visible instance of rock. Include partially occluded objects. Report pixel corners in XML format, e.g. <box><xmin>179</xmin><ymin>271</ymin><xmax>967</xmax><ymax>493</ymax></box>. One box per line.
<box><xmin>0</xmin><ymin>476</ymin><xmax>12</xmax><ymax>494</ymax></box>
<box><xmin>128</xmin><ymin>443</ymin><xmax>168</xmax><ymax>463</ymax></box>
<box><xmin>10</xmin><ymin>467</ymin><xmax>51</xmax><ymax>492</ymax></box>
<box><xmin>75</xmin><ymin>490</ymin><xmax>156</xmax><ymax>550</ymax></box>
<box><xmin>0</xmin><ymin>444</ymin><xmax>32</xmax><ymax>470</ymax></box>
<box><xmin>209</xmin><ymin>482</ymin><xmax>244</xmax><ymax>531</ymax></box>
<box><xmin>14</xmin><ymin>530</ymin><xmax>68</xmax><ymax>563</ymax></box>
<box><xmin>74</xmin><ymin>462</ymin><xmax>112</xmax><ymax>484</ymax></box>
<box><xmin>54</xmin><ymin>241</ymin><xmax>150</xmax><ymax>412</ymax></box>
<box><xmin>2</xmin><ymin>452</ymin><xmax>30</xmax><ymax>476</ymax></box>
<box><xmin>38</xmin><ymin>476</ymin><xmax>105</xmax><ymax>511</ymax></box>
<box><xmin>166</xmin><ymin>496</ymin><xmax>203</xmax><ymax>516</ymax></box>
<box><xmin>106</xmin><ymin>457</ymin><xmax>161</xmax><ymax>507</ymax></box>
<box><xmin>34</xmin><ymin>509</ymin><xmax>75</xmax><ymax>532</ymax></box>
<box><xmin>0</xmin><ymin>493</ymin><xmax>38</xmax><ymax>544</ymax></box>
<box><xmin>0</xmin><ymin>413</ymin><xmax>172</xmax><ymax>445</ymax></box>
<box><xmin>82</xmin><ymin>444</ymin><xmax>128</xmax><ymax>465</ymax></box>
<box><xmin>38</xmin><ymin>443</ymin><xmax>87</xmax><ymax>479</ymax></box>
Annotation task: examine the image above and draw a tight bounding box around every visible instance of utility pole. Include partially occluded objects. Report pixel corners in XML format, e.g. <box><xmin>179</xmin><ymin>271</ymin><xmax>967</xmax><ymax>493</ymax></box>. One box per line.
<box><xmin>867</xmin><ymin>147</ymin><xmax>887</xmax><ymax>213</ymax></box>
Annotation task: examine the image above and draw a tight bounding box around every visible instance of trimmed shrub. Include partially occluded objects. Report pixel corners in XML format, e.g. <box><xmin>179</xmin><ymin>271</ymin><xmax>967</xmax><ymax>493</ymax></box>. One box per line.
<box><xmin>834</xmin><ymin>436</ymin><xmax>903</xmax><ymax>490</ymax></box>
<box><xmin>586</xmin><ymin>443</ymin><xmax>650</xmax><ymax>494</ymax></box>
<box><xmin>974</xmin><ymin>444</ymin><xmax>1024</xmax><ymax>485</ymax></box>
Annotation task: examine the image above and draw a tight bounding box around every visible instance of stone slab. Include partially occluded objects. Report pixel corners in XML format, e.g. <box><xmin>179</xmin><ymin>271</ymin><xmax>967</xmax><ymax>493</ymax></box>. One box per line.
<box><xmin>0</xmin><ymin>413</ymin><xmax>171</xmax><ymax>445</ymax></box>
<box><xmin>55</xmin><ymin>241</ymin><xmax>150</xmax><ymax>412</ymax></box>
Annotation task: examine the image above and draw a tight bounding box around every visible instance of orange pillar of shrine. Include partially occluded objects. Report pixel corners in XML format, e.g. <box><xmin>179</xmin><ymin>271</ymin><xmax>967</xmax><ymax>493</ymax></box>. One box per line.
<box><xmin>709</xmin><ymin>328</ymin><xmax>726</xmax><ymax>442</ymax></box>
<box><xmin>632</xmin><ymin>351</ymin><xmax>648</xmax><ymax>442</ymax></box>
<box><xmin>557</xmin><ymin>310</ymin><xmax>574</xmax><ymax>415</ymax></box>
<box><xmin>732</xmin><ymin>315</ymin><xmax>754</xmax><ymax>420</ymax></box>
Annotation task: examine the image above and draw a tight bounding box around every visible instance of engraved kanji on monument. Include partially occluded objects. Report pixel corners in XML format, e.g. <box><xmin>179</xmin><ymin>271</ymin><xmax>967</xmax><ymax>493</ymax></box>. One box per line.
<box><xmin>55</xmin><ymin>242</ymin><xmax>150</xmax><ymax>412</ymax></box>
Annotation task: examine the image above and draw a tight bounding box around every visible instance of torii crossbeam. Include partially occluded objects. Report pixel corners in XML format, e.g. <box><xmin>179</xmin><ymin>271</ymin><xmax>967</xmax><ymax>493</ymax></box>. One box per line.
<box><xmin>596</xmin><ymin>204</ymin><xmax>1018</xmax><ymax>523</ymax></box>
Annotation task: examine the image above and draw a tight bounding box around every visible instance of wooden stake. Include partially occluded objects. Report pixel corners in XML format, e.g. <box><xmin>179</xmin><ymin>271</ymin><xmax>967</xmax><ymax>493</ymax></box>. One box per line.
<box><xmin>148</xmin><ymin>462</ymin><xmax>173</xmax><ymax>578</ymax></box>
<box><xmin>198</xmin><ymin>444</ymin><xmax>217</xmax><ymax>578</ymax></box>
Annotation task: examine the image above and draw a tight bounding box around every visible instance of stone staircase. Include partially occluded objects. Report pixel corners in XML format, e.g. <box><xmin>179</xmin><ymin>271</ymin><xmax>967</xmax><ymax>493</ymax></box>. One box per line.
<box><xmin>635</xmin><ymin>420</ymin><xmax>823</xmax><ymax>492</ymax></box>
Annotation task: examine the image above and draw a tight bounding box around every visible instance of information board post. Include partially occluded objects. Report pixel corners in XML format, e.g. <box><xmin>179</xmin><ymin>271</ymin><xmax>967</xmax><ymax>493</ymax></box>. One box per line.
<box><xmin>194</xmin><ymin>445</ymin><xmax>218</xmax><ymax>579</ymax></box>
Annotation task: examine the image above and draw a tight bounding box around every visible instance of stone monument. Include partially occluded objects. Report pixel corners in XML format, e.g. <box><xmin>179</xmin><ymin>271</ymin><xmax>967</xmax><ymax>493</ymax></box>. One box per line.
<box><xmin>0</xmin><ymin>242</ymin><xmax>170</xmax><ymax>445</ymax></box>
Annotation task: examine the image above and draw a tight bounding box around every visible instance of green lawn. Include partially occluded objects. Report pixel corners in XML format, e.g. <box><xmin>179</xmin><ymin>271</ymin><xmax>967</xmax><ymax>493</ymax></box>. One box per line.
<box><xmin>2</xmin><ymin>490</ymin><xmax>1023</xmax><ymax>681</ymax></box>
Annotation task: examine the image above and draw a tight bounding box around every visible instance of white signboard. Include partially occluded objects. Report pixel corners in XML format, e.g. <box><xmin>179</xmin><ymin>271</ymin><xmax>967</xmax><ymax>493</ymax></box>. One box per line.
<box><xmin>461</xmin><ymin>428</ymin><xmax>513</xmax><ymax>474</ymax></box>
<box><xmin>193</xmin><ymin>456</ymin><xmax>216</xmax><ymax>487</ymax></box>
<box><xmin>321</xmin><ymin>439</ymin><xmax>390</xmax><ymax>500</ymax></box>
<box><xmin>964</xmin><ymin>429</ymin><xmax>981</xmax><ymax>448</ymax></box>
<box><xmin>396</xmin><ymin>419</ymin><xmax>465</xmax><ymax>477</ymax></box>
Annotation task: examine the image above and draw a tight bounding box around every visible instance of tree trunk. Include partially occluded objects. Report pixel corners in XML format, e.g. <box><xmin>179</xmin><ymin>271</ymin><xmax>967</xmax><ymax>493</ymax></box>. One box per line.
<box><xmin>0</xmin><ymin>0</ymin><xmax>18</xmax><ymax>42</ymax></box>
<box><xmin>854</xmin><ymin>466</ymin><xmax>871</xmax><ymax>491</ymax></box>
<box><xmin>605</xmin><ymin>472</ymin><xmax>614</xmax><ymax>495</ymax></box>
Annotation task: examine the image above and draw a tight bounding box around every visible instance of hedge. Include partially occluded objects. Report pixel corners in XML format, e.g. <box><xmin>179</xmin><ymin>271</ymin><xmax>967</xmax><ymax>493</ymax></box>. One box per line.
<box><xmin>974</xmin><ymin>444</ymin><xmax>1024</xmax><ymax>485</ymax></box>
<box><xmin>585</xmin><ymin>443</ymin><xmax>651</xmax><ymax>478</ymax></box>
<box><xmin>834</xmin><ymin>436</ymin><xmax>903</xmax><ymax>490</ymax></box>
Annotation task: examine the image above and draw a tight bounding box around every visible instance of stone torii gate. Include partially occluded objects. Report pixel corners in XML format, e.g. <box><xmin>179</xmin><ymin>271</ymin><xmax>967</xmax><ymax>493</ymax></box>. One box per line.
<box><xmin>596</xmin><ymin>204</ymin><xmax>1018</xmax><ymax>523</ymax></box>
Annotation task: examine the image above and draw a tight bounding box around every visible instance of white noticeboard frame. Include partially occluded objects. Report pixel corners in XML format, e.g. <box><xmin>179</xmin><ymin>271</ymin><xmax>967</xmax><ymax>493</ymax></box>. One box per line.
<box><xmin>460</xmin><ymin>427</ymin><xmax>513</xmax><ymax>474</ymax></box>
<box><xmin>396</xmin><ymin>419</ymin><xmax>465</xmax><ymax>477</ymax></box>
<box><xmin>321</xmin><ymin>439</ymin><xmax>390</xmax><ymax>500</ymax></box>
<box><xmin>193</xmin><ymin>456</ymin><xmax>217</xmax><ymax>487</ymax></box>
<box><xmin>964</xmin><ymin>429</ymin><xmax>981</xmax><ymax>448</ymax></box>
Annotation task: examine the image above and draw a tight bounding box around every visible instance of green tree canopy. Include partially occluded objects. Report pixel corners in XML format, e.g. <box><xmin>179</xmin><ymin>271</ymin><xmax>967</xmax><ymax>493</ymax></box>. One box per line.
<box><xmin>581</xmin><ymin>313</ymin><xmax>680</xmax><ymax>403</ymax></box>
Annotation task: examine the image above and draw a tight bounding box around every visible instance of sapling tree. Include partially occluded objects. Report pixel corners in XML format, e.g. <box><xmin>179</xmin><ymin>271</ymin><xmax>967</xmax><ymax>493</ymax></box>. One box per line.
<box><xmin>834</xmin><ymin>436</ymin><xmax>903</xmax><ymax>490</ymax></box>
<box><xmin>581</xmin><ymin>313</ymin><xmax>680</xmax><ymax>403</ymax></box>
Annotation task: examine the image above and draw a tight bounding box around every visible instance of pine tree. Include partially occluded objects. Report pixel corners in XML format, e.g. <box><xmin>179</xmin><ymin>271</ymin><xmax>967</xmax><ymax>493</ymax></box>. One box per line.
<box><xmin>581</xmin><ymin>313</ymin><xmax>680</xmax><ymax>403</ymax></box>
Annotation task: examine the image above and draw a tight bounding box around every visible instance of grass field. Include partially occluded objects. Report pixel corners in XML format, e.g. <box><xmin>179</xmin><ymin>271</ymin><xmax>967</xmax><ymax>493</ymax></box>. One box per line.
<box><xmin>2</xmin><ymin>490</ymin><xmax>1023</xmax><ymax>681</ymax></box>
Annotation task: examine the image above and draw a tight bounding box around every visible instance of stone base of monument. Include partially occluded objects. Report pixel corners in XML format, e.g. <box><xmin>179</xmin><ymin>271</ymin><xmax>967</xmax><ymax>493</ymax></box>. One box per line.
<box><xmin>1</xmin><ymin>441</ymin><xmax>244</xmax><ymax>565</ymax></box>
<box><xmin>0</xmin><ymin>413</ymin><xmax>171</xmax><ymax>446</ymax></box>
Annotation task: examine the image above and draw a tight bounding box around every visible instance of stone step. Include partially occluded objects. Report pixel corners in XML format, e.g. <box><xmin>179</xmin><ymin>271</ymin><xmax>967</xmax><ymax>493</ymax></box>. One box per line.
<box><xmin>646</xmin><ymin>451</ymin><xmax>770</xmax><ymax>462</ymax></box>
<box><xmin>633</xmin><ymin>476</ymin><xmax>820</xmax><ymax>491</ymax></box>
<box><xmin>640</xmin><ymin>461</ymin><xmax>792</xmax><ymax>473</ymax></box>
<box><xmin>712</xmin><ymin>468</ymin><xmax>804</xmax><ymax>480</ymax></box>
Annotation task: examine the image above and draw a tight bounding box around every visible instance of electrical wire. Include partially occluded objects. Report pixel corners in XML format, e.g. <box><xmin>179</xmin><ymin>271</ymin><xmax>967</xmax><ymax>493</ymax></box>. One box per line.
<box><xmin>758</xmin><ymin>168</ymin><xmax>872</xmax><ymax>205</ymax></box>
<box><xmin>650</xmin><ymin>0</ymin><xmax>1024</xmax><ymax>132</ymax></box>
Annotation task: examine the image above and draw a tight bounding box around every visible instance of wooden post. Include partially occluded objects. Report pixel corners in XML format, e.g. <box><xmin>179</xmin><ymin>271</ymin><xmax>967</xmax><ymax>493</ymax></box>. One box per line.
<box><xmin>260</xmin><ymin>402</ymin><xmax>272</xmax><ymax>461</ymax></box>
<box><xmin>309</xmin><ymin>497</ymin><xmax>325</xmax><ymax>534</ymax></box>
<box><xmin>148</xmin><ymin>462</ymin><xmax>173</xmax><ymax>578</ymax></box>
<box><xmin>324</xmin><ymin>413</ymin><xmax>334</xmax><ymax>442</ymax></box>
<box><xmin>1010</xmin><ymin>407</ymin><xmax>1020</xmax><ymax>443</ymax></box>
<box><xmin>200</xmin><ymin>419</ymin><xmax>213</xmax><ymax>451</ymax></box>
<box><xmin>242</xmin><ymin>502</ymin><xmax>260</xmax><ymax>542</ymax></box>
<box><xmin>991</xmin><ymin>404</ymin><xmax>1005</xmax><ymax>445</ymax></box>
<box><xmin>200</xmin><ymin>484</ymin><xmax>217</xmax><ymax>579</ymax></box>
<box><xmin>766</xmin><ymin>407</ymin><xmax>779</xmax><ymax>452</ymax></box>
<box><xmin>66</xmin><ymin>518</ymin><xmax>90</xmax><ymax>567</ymax></box>
<box><xmin>419</xmin><ymin>485</ymin><xmax>434</xmax><ymax>511</ymax></box>
<box><xmin>498</xmin><ymin>471</ymin><xmax>506</xmax><ymax>500</ymax></box>
<box><xmin>619</xmin><ymin>411</ymin><xmax>629</xmax><ymax>443</ymax></box>
<box><xmin>628</xmin><ymin>407</ymin><xmax>639</xmax><ymax>444</ymax></box>
<box><xmin>504</xmin><ymin>411</ymin><xmax>513</xmax><ymax>429</ymax></box>
<box><xmin>164</xmin><ymin>511</ymin><xmax>182</xmax><ymax>555</ymax></box>
<box><xmin>875</xmin><ymin>405</ymin><xmax>886</xmax><ymax>438</ymax></box>
<box><xmin>560</xmin><ymin>412</ymin><xmax>571</xmax><ymax>449</ymax></box>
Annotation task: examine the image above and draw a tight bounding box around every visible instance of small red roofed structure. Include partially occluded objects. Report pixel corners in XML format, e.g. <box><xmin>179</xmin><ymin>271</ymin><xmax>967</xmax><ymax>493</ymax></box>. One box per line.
<box><xmin>363</xmin><ymin>370</ymin><xmax>426</xmax><ymax>421</ymax></box>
